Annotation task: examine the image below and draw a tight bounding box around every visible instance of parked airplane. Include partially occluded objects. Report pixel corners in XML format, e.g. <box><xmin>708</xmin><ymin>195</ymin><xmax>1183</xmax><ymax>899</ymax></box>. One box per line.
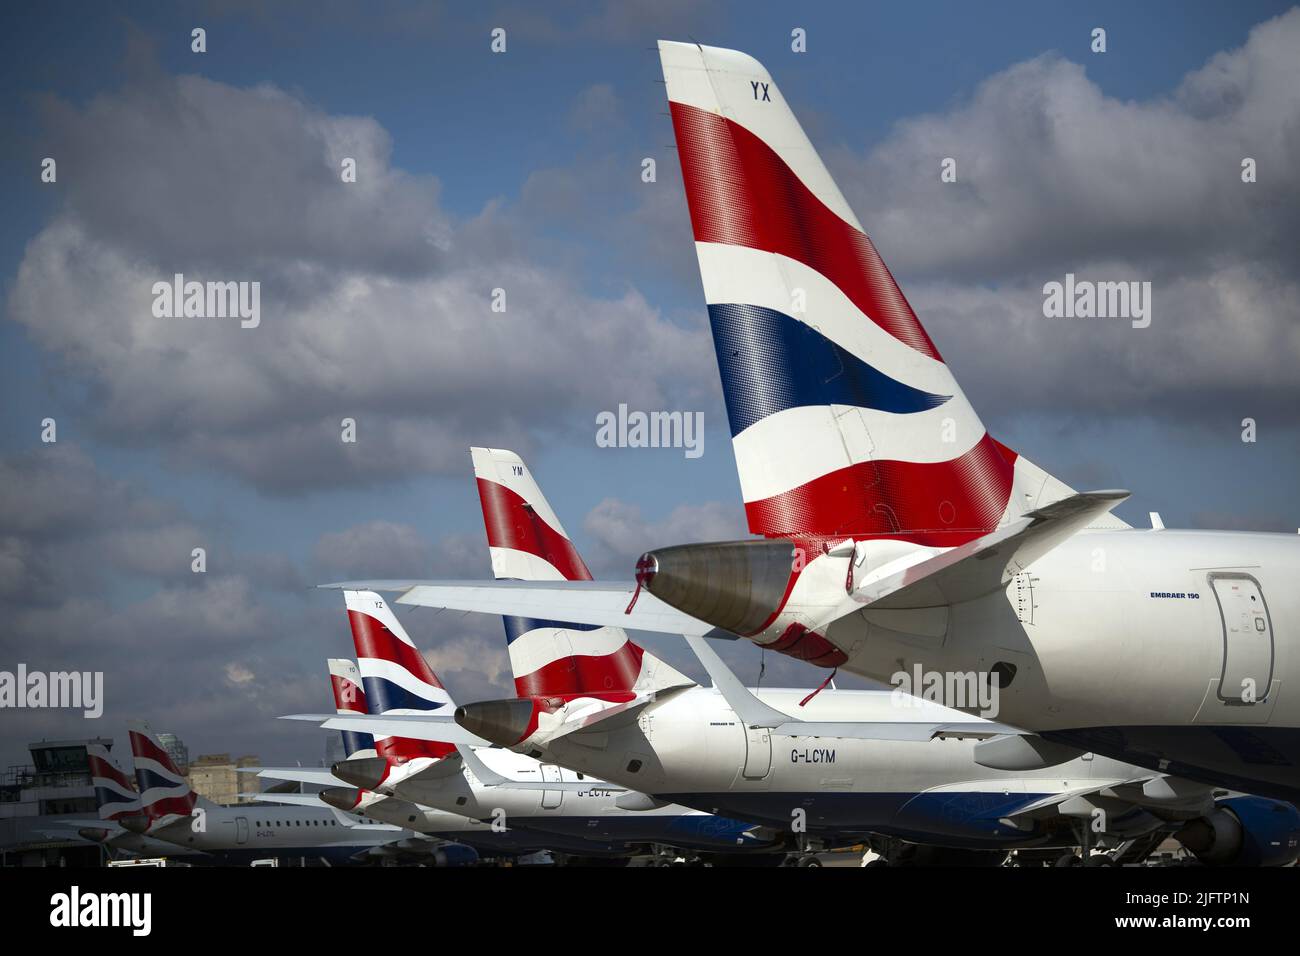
<box><xmin>324</xmin><ymin>41</ymin><xmax>1300</xmax><ymax>805</ymax></box>
<box><xmin>317</xmin><ymin>585</ymin><xmax>781</xmax><ymax>859</ymax></box>
<box><xmin>327</xmin><ymin>448</ymin><xmax>1298</xmax><ymax>866</ymax></box>
<box><xmin>45</xmin><ymin>744</ymin><xmax>203</xmax><ymax>859</ymax></box>
<box><xmin>120</xmin><ymin>720</ymin><xmax>421</xmax><ymax>863</ymax></box>
<box><xmin>266</xmin><ymin>658</ymin><xmax>611</xmax><ymax>858</ymax></box>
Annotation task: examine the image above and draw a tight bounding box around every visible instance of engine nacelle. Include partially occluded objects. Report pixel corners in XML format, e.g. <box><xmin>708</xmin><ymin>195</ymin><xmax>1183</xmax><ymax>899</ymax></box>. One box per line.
<box><xmin>399</xmin><ymin>839</ymin><xmax>478</xmax><ymax>867</ymax></box>
<box><xmin>637</xmin><ymin>539</ymin><xmax>848</xmax><ymax>665</ymax></box>
<box><xmin>1175</xmin><ymin>795</ymin><xmax>1300</xmax><ymax>866</ymax></box>
<box><xmin>430</xmin><ymin>843</ymin><xmax>480</xmax><ymax>867</ymax></box>
<box><xmin>637</xmin><ymin>539</ymin><xmax>797</xmax><ymax>636</ymax></box>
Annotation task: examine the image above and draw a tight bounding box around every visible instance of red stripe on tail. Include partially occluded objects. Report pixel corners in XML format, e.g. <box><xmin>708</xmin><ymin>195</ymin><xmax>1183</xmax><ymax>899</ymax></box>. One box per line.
<box><xmin>477</xmin><ymin>478</ymin><xmax>593</xmax><ymax>581</ymax></box>
<box><xmin>744</xmin><ymin>433</ymin><xmax>1014</xmax><ymax>543</ymax></box>
<box><xmin>670</xmin><ymin>101</ymin><xmax>942</xmax><ymax>362</ymax></box>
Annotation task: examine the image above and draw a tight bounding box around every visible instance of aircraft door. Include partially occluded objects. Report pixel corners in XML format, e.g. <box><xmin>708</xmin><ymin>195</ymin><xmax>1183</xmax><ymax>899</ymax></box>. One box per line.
<box><xmin>235</xmin><ymin>816</ymin><xmax>249</xmax><ymax>845</ymax></box>
<box><xmin>1210</xmin><ymin>574</ymin><xmax>1274</xmax><ymax>704</ymax></box>
<box><xmin>540</xmin><ymin>764</ymin><xmax>563</xmax><ymax>809</ymax></box>
<box><xmin>742</xmin><ymin>726</ymin><xmax>772</xmax><ymax>780</ymax></box>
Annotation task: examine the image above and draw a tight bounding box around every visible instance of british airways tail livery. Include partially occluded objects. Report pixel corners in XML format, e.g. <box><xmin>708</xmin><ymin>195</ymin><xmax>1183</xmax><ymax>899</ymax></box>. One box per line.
<box><xmin>471</xmin><ymin>445</ymin><xmax>691</xmax><ymax>700</ymax></box>
<box><xmin>57</xmin><ymin>743</ymin><xmax>201</xmax><ymax>857</ymax></box>
<box><xmin>88</xmin><ymin>743</ymin><xmax>142</xmax><ymax>822</ymax></box>
<box><xmin>345</xmin><ymin>588</ymin><xmax>456</xmax><ymax>767</ymax></box>
<box><xmin>127</xmin><ymin>720</ymin><xmax>205</xmax><ymax>830</ymax></box>
<box><xmin>659</xmin><ymin>40</ymin><xmax>1087</xmax><ymax>546</ymax></box>
<box><xmin>328</xmin><ymin>590</ymin><xmax>458</xmax><ymax>793</ymax></box>
<box><xmin>328</xmin><ymin>657</ymin><xmax>377</xmax><ymax>760</ymax></box>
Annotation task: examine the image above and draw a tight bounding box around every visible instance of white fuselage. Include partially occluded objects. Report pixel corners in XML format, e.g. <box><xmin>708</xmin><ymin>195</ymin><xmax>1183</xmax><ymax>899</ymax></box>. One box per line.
<box><xmin>524</xmin><ymin>686</ymin><xmax>1194</xmax><ymax>847</ymax></box>
<box><xmin>801</xmin><ymin>529</ymin><xmax>1300</xmax><ymax>799</ymax></box>
<box><xmin>146</xmin><ymin>802</ymin><xmax>401</xmax><ymax>855</ymax></box>
<box><xmin>390</xmin><ymin>748</ymin><xmax>776</xmax><ymax>852</ymax></box>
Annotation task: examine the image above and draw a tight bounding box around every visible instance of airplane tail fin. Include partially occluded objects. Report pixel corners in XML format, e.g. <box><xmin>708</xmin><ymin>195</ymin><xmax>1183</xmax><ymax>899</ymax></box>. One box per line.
<box><xmin>658</xmin><ymin>41</ymin><xmax>1119</xmax><ymax>543</ymax></box>
<box><xmin>327</xmin><ymin>658</ymin><xmax>377</xmax><ymax>760</ymax></box>
<box><xmin>127</xmin><ymin>719</ymin><xmax>204</xmax><ymax>824</ymax></box>
<box><xmin>343</xmin><ymin>590</ymin><xmax>456</xmax><ymax>763</ymax></box>
<box><xmin>87</xmin><ymin>743</ymin><xmax>141</xmax><ymax>821</ymax></box>
<box><xmin>471</xmin><ymin>446</ymin><xmax>694</xmax><ymax>697</ymax></box>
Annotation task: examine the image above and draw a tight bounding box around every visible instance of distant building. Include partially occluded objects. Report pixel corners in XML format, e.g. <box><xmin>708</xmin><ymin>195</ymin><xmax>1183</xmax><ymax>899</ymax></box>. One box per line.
<box><xmin>187</xmin><ymin>753</ymin><xmax>261</xmax><ymax>805</ymax></box>
<box><xmin>156</xmin><ymin>733</ymin><xmax>190</xmax><ymax>774</ymax></box>
<box><xmin>0</xmin><ymin>738</ymin><xmax>116</xmax><ymax>866</ymax></box>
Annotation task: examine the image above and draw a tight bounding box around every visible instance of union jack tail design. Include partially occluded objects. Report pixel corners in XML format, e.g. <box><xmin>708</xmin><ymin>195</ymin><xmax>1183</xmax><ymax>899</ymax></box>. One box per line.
<box><xmin>471</xmin><ymin>446</ymin><xmax>693</xmax><ymax>698</ymax></box>
<box><xmin>87</xmin><ymin>743</ymin><xmax>141</xmax><ymax>821</ymax></box>
<box><xmin>659</xmin><ymin>42</ymin><xmax>1106</xmax><ymax>546</ymax></box>
<box><xmin>344</xmin><ymin>589</ymin><xmax>456</xmax><ymax>764</ymax></box>
<box><xmin>328</xmin><ymin>658</ymin><xmax>377</xmax><ymax>760</ymax></box>
<box><xmin>127</xmin><ymin>720</ymin><xmax>200</xmax><ymax>827</ymax></box>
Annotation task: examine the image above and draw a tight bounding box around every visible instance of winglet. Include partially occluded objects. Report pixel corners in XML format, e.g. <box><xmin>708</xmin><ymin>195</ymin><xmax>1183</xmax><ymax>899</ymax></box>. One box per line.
<box><xmin>683</xmin><ymin>634</ymin><xmax>791</xmax><ymax>727</ymax></box>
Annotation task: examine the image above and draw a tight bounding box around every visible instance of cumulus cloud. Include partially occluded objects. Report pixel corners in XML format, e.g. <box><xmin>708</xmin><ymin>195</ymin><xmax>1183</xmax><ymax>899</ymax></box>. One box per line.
<box><xmin>0</xmin><ymin>444</ymin><xmax>349</xmax><ymax>764</ymax></box>
<box><xmin>311</xmin><ymin>520</ymin><xmax>490</xmax><ymax>580</ymax></box>
<box><xmin>7</xmin><ymin>72</ymin><xmax>716</xmax><ymax>494</ymax></box>
<box><xmin>833</xmin><ymin>12</ymin><xmax>1300</xmax><ymax>280</ymax></box>
<box><xmin>567</xmin><ymin>83</ymin><xmax>623</xmax><ymax>133</ymax></box>
<box><xmin>0</xmin><ymin>444</ymin><xmax>207</xmax><ymax>603</ymax></box>
<box><xmin>818</xmin><ymin>10</ymin><xmax>1300</xmax><ymax>425</ymax></box>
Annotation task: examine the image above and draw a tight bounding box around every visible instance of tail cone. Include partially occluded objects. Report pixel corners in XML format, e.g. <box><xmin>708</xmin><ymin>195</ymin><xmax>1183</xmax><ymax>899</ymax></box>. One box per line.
<box><xmin>637</xmin><ymin>539</ymin><xmax>797</xmax><ymax>635</ymax></box>
<box><xmin>320</xmin><ymin>787</ymin><xmax>363</xmax><ymax>812</ymax></box>
<box><xmin>332</xmin><ymin>757</ymin><xmax>389</xmax><ymax>790</ymax></box>
<box><xmin>454</xmin><ymin>698</ymin><xmax>537</xmax><ymax>747</ymax></box>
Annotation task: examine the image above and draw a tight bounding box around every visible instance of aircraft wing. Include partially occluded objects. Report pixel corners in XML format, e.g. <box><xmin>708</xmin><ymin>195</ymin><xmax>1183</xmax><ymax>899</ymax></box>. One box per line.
<box><xmin>281</xmin><ymin>713</ymin><xmax>493</xmax><ymax>747</ymax></box>
<box><xmin>318</xmin><ymin>579</ymin><xmax>725</xmax><ymax>637</ymax></box>
<box><xmin>995</xmin><ymin>772</ymin><xmax>1213</xmax><ymax>832</ymax></box>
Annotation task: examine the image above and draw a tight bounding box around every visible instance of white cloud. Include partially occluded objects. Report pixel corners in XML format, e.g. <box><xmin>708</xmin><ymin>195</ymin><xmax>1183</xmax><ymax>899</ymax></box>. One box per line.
<box><xmin>817</xmin><ymin>10</ymin><xmax>1300</xmax><ymax>424</ymax></box>
<box><xmin>8</xmin><ymin>74</ymin><xmax>716</xmax><ymax>493</ymax></box>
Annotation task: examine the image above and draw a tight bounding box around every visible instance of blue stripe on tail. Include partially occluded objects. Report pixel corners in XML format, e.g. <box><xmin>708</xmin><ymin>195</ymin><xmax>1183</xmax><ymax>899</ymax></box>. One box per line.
<box><xmin>708</xmin><ymin>303</ymin><xmax>950</xmax><ymax>436</ymax></box>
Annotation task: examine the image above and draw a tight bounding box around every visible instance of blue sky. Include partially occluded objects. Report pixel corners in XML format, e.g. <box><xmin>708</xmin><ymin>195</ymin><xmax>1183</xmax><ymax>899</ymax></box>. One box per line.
<box><xmin>1</xmin><ymin>1</ymin><xmax>1297</xmax><ymax>769</ymax></box>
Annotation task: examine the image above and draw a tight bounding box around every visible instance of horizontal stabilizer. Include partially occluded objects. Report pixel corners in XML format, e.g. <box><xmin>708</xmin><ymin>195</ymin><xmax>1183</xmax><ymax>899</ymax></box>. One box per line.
<box><xmin>43</xmin><ymin>819</ymin><xmax>124</xmax><ymax>832</ymax></box>
<box><xmin>239</xmin><ymin>766</ymin><xmax>348</xmax><ymax>787</ymax></box>
<box><xmin>844</xmin><ymin>490</ymin><xmax>1129</xmax><ymax>614</ymax></box>
<box><xmin>319</xmin><ymin>579</ymin><xmax>723</xmax><ymax>637</ymax></box>
<box><xmin>454</xmin><ymin>745</ymin><xmax>626</xmax><ymax>792</ymax></box>
<box><xmin>547</xmin><ymin>694</ymin><xmax>666</xmax><ymax>742</ymax></box>
<box><xmin>245</xmin><ymin>792</ymin><xmax>329</xmax><ymax>808</ymax></box>
<box><xmin>281</xmin><ymin>713</ymin><xmax>492</xmax><ymax>747</ymax></box>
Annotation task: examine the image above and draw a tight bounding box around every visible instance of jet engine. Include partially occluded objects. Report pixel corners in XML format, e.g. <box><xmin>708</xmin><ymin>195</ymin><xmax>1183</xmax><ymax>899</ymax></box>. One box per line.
<box><xmin>635</xmin><ymin>539</ymin><xmax>797</xmax><ymax>636</ymax></box>
<box><xmin>635</xmin><ymin>539</ymin><xmax>847</xmax><ymax>665</ymax></box>
<box><xmin>1175</xmin><ymin>795</ymin><xmax>1300</xmax><ymax>866</ymax></box>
